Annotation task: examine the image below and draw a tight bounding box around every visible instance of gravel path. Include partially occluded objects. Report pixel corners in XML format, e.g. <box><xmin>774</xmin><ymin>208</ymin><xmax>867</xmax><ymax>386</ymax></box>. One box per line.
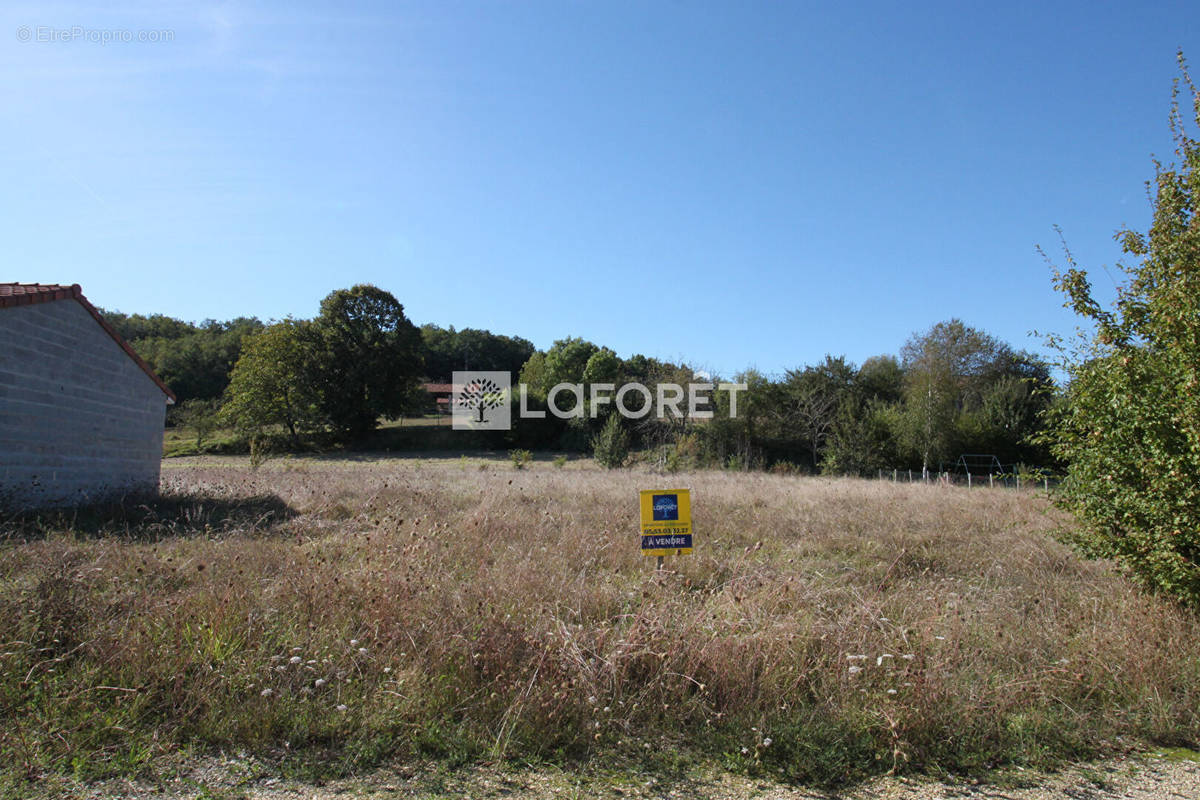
<box><xmin>25</xmin><ymin>754</ymin><xmax>1200</xmax><ymax>800</ymax></box>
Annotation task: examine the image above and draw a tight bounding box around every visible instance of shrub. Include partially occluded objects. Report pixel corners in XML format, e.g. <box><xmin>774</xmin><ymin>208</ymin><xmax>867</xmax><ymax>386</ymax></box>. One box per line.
<box><xmin>591</xmin><ymin>414</ymin><xmax>629</xmax><ymax>469</ymax></box>
<box><xmin>1044</xmin><ymin>54</ymin><xmax>1200</xmax><ymax>606</ymax></box>
<box><xmin>509</xmin><ymin>449</ymin><xmax>533</xmax><ymax>470</ymax></box>
<box><xmin>248</xmin><ymin>434</ymin><xmax>271</xmax><ymax>469</ymax></box>
<box><xmin>667</xmin><ymin>431</ymin><xmax>701</xmax><ymax>473</ymax></box>
<box><xmin>552</xmin><ymin>455</ymin><xmax>568</xmax><ymax>469</ymax></box>
<box><xmin>725</xmin><ymin>452</ymin><xmax>757</xmax><ymax>471</ymax></box>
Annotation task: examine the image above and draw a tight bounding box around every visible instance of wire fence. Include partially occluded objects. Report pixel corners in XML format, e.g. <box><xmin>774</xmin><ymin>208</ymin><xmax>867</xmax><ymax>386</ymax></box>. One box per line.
<box><xmin>874</xmin><ymin>467</ymin><xmax>1061</xmax><ymax>491</ymax></box>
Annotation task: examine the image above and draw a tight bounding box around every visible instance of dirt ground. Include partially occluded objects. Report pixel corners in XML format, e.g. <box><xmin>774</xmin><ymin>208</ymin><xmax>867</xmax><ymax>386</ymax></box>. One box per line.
<box><xmin>23</xmin><ymin>752</ymin><xmax>1200</xmax><ymax>800</ymax></box>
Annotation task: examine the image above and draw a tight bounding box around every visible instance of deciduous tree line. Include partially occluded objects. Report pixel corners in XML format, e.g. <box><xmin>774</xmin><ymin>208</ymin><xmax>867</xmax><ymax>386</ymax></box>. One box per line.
<box><xmin>103</xmin><ymin>287</ymin><xmax>534</xmax><ymax>444</ymax></box>
<box><xmin>108</xmin><ymin>287</ymin><xmax>1053</xmax><ymax>473</ymax></box>
<box><xmin>514</xmin><ymin>323</ymin><xmax>1052</xmax><ymax>475</ymax></box>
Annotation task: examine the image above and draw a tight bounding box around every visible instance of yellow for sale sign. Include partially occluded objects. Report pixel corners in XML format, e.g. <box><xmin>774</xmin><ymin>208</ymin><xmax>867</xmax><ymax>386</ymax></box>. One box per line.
<box><xmin>638</xmin><ymin>488</ymin><xmax>692</xmax><ymax>556</ymax></box>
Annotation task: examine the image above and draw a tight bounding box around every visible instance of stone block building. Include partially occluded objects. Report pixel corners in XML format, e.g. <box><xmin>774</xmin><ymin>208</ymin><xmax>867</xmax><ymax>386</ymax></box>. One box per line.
<box><xmin>0</xmin><ymin>283</ymin><xmax>175</xmax><ymax>510</ymax></box>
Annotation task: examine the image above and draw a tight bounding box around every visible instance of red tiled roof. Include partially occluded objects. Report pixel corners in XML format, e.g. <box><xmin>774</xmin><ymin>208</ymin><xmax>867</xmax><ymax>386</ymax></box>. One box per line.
<box><xmin>423</xmin><ymin>383</ymin><xmax>454</xmax><ymax>393</ymax></box>
<box><xmin>0</xmin><ymin>283</ymin><xmax>176</xmax><ymax>402</ymax></box>
<box><xmin>0</xmin><ymin>283</ymin><xmax>79</xmax><ymax>304</ymax></box>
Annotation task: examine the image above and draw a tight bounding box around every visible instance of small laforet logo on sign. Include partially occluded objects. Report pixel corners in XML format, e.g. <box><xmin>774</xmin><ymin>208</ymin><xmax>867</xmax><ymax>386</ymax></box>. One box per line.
<box><xmin>452</xmin><ymin>371</ymin><xmax>512</xmax><ymax>430</ymax></box>
<box><xmin>652</xmin><ymin>493</ymin><xmax>679</xmax><ymax>521</ymax></box>
<box><xmin>640</xmin><ymin>488</ymin><xmax>692</xmax><ymax>558</ymax></box>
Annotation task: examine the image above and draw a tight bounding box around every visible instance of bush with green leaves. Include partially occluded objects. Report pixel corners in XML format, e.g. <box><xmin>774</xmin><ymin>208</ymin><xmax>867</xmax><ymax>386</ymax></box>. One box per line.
<box><xmin>1044</xmin><ymin>54</ymin><xmax>1200</xmax><ymax>606</ymax></box>
<box><xmin>508</xmin><ymin>449</ymin><xmax>532</xmax><ymax>470</ymax></box>
<box><xmin>591</xmin><ymin>413</ymin><xmax>630</xmax><ymax>469</ymax></box>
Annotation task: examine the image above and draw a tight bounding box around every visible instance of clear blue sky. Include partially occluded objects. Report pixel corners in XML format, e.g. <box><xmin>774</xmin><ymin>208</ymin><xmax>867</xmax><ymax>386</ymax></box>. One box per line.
<box><xmin>3</xmin><ymin>1</ymin><xmax>1196</xmax><ymax>378</ymax></box>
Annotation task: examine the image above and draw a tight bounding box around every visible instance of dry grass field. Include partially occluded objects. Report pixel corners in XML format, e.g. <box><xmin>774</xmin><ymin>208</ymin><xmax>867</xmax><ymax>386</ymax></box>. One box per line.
<box><xmin>3</xmin><ymin>455</ymin><xmax>1200</xmax><ymax>793</ymax></box>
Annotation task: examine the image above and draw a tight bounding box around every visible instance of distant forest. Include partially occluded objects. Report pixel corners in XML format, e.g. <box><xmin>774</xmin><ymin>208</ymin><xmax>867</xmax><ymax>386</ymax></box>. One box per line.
<box><xmin>102</xmin><ymin>287</ymin><xmax>1053</xmax><ymax>475</ymax></box>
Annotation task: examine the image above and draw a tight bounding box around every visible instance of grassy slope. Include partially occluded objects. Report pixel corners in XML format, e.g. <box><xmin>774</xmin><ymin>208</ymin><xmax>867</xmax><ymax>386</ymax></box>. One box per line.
<box><xmin>1</xmin><ymin>457</ymin><xmax>1198</xmax><ymax>788</ymax></box>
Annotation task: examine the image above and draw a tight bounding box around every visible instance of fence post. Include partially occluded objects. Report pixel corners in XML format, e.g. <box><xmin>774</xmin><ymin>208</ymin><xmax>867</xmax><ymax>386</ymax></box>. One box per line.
<box><xmin>1044</xmin><ymin>477</ymin><xmax>1048</xmax><ymax>492</ymax></box>
<box><xmin>989</xmin><ymin>473</ymin><xmax>994</xmax><ymax>489</ymax></box>
<box><xmin>892</xmin><ymin>469</ymin><xmax>897</xmax><ymax>483</ymax></box>
<box><xmin>1016</xmin><ymin>474</ymin><xmax>1022</xmax><ymax>490</ymax></box>
<box><xmin>907</xmin><ymin>469</ymin><xmax>912</xmax><ymax>482</ymax></box>
<box><xmin>967</xmin><ymin>472</ymin><xmax>972</xmax><ymax>489</ymax></box>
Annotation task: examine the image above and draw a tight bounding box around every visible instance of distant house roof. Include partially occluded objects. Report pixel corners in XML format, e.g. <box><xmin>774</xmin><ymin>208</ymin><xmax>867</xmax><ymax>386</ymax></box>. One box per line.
<box><xmin>423</xmin><ymin>383</ymin><xmax>454</xmax><ymax>393</ymax></box>
<box><xmin>0</xmin><ymin>283</ymin><xmax>176</xmax><ymax>402</ymax></box>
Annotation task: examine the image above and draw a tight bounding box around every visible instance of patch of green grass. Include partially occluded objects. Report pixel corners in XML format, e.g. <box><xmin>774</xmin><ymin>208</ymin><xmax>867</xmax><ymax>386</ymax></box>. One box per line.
<box><xmin>163</xmin><ymin>426</ymin><xmax>247</xmax><ymax>458</ymax></box>
<box><xmin>1150</xmin><ymin>746</ymin><xmax>1200</xmax><ymax>762</ymax></box>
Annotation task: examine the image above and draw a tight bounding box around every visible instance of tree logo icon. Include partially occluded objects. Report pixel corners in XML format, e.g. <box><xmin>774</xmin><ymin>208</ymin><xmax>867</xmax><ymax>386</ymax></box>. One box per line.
<box><xmin>452</xmin><ymin>371</ymin><xmax>512</xmax><ymax>430</ymax></box>
<box><xmin>459</xmin><ymin>378</ymin><xmax>504</xmax><ymax>422</ymax></box>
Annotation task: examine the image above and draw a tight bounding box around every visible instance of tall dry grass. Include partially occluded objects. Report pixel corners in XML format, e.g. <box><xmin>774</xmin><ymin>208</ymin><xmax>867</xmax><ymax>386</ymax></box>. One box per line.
<box><xmin>2</xmin><ymin>457</ymin><xmax>1199</xmax><ymax>786</ymax></box>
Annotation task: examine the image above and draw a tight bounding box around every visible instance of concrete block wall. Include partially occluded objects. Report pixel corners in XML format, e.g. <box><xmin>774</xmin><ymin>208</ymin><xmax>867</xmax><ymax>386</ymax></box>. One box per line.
<box><xmin>0</xmin><ymin>299</ymin><xmax>168</xmax><ymax>510</ymax></box>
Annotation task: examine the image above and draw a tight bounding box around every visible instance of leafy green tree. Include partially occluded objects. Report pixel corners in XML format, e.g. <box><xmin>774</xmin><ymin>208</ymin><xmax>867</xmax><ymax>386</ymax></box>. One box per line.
<box><xmin>539</xmin><ymin>337</ymin><xmax>598</xmax><ymax>390</ymax></box>
<box><xmin>822</xmin><ymin>398</ymin><xmax>899</xmax><ymax>476</ymax></box>
<box><xmin>519</xmin><ymin>337</ymin><xmax>602</xmax><ymax>419</ymax></box>
<box><xmin>899</xmin><ymin>320</ymin><xmax>1013</xmax><ymax>475</ymax></box>
<box><xmin>518</xmin><ymin>352</ymin><xmax>549</xmax><ymax>399</ymax></box>
<box><xmin>220</xmin><ymin>320</ymin><xmax>324</xmax><ymax>443</ymax></box>
<box><xmin>624</xmin><ymin>359</ymin><xmax>704</xmax><ymax>454</ymax></box>
<box><xmin>857</xmin><ymin>355</ymin><xmax>904</xmax><ymax>404</ymax></box>
<box><xmin>311</xmin><ymin>285</ymin><xmax>424</xmax><ymax>438</ymax></box>
<box><xmin>172</xmin><ymin>398</ymin><xmax>221</xmax><ymax>447</ymax></box>
<box><xmin>974</xmin><ymin>368</ymin><xmax>1053</xmax><ymax>464</ymax></box>
<box><xmin>622</xmin><ymin>353</ymin><xmax>671</xmax><ymax>384</ymax></box>
<box><xmin>582</xmin><ymin>347</ymin><xmax>621</xmax><ymax>385</ymax></box>
<box><xmin>419</xmin><ymin>324</ymin><xmax>458</xmax><ymax>381</ymax></box>
<box><xmin>609</xmin><ymin>354</ymin><xmax>671</xmax><ymax>424</ymax></box>
<box><xmin>103</xmin><ymin>311</ymin><xmax>197</xmax><ymax>341</ymax></box>
<box><xmin>420</xmin><ymin>324</ymin><xmax>535</xmax><ymax>381</ymax></box>
<box><xmin>695</xmin><ymin>368</ymin><xmax>770</xmax><ymax>470</ymax></box>
<box><xmin>1044</xmin><ymin>55</ymin><xmax>1200</xmax><ymax>605</ymax></box>
<box><xmin>459</xmin><ymin>328</ymin><xmax>535</xmax><ymax>376</ymax></box>
<box><xmin>777</xmin><ymin>355</ymin><xmax>857</xmax><ymax>469</ymax></box>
